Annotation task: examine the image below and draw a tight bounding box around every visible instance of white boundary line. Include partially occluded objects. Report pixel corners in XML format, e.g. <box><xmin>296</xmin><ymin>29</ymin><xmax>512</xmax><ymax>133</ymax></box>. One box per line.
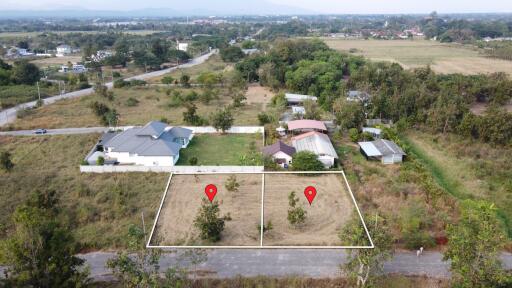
<box><xmin>146</xmin><ymin>172</ymin><xmax>174</xmax><ymax>248</ymax></box>
<box><xmin>147</xmin><ymin>171</ymin><xmax>373</xmax><ymax>249</ymax></box>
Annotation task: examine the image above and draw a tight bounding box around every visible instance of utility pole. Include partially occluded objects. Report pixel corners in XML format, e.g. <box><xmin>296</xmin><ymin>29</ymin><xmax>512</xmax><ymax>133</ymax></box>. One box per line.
<box><xmin>36</xmin><ymin>81</ymin><xmax>41</xmax><ymax>101</ymax></box>
<box><xmin>141</xmin><ymin>211</ymin><xmax>147</xmax><ymax>244</ymax></box>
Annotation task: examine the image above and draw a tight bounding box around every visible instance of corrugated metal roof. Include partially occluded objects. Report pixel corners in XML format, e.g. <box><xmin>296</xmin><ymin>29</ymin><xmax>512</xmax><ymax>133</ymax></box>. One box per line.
<box><xmin>358</xmin><ymin>141</ymin><xmax>382</xmax><ymax>157</ymax></box>
<box><xmin>292</xmin><ymin>132</ymin><xmax>338</xmax><ymax>159</ymax></box>
<box><xmin>285</xmin><ymin>93</ymin><xmax>318</xmax><ymax>102</ymax></box>
<box><xmin>358</xmin><ymin>139</ymin><xmax>406</xmax><ymax>157</ymax></box>
<box><xmin>288</xmin><ymin>120</ymin><xmax>327</xmax><ymax>131</ymax></box>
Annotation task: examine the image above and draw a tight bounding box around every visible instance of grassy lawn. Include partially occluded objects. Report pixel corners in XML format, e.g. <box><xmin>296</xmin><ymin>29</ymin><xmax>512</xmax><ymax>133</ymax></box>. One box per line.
<box><xmin>177</xmin><ymin>134</ymin><xmax>263</xmax><ymax>165</ymax></box>
<box><xmin>4</xmin><ymin>86</ymin><xmax>262</xmax><ymax>130</ymax></box>
<box><xmin>0</xmin><ymin>134</ymin><xmax>167</xmax><ymax>250</ymax></box>
<box><xmin>402</xmin><ymin>131</ymin><xmax>512</xmax><ymax>238</ymax></box>
<box><xmin>323</xmin><ymin>38</ymin><xmax>512</xmax><ymax>75</ymax></box>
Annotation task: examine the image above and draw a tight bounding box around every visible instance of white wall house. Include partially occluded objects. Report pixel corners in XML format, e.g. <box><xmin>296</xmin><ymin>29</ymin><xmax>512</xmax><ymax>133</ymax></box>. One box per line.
<box><xmin>56</xmin><ymin>45</ymin><xmax>72</xmax><ymax>57</ymax></box>
<box><xmin>92</xmin><ymin>121</ymin><xmax>193</xmax><ymax>167</ymax></box>
<box><xmin>262</xmin><ymin>141</ymin><xmax>296</xmax><ymax>167</ymax></box>
<box><xmin>177</xmin><ymin>42</ymin><xmax>189</xmax><ymax>52</ymax></box>
<box><xmin>358</xmin><ymin>139</ymin><xmax>406</xmax><ymax>164</ymax></box>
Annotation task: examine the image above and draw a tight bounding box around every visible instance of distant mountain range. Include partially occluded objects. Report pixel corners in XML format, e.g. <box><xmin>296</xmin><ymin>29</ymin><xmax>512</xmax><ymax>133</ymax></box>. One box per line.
<box><xmin>0</xmin><ymin>0</ymin><xmax>314</xmax><ymax>18</ymax></box>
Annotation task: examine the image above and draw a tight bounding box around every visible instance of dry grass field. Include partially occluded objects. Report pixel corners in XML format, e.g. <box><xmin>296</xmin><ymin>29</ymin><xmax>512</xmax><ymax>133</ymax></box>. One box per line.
<box><xmin>263</xmin><ymin>173</ymin><xmax>357</xmax><ymax>246</ymax></box>
<box><xmin>0</xmin><ymin>134</ymin><xmax>167</xmax><ymax>249</ymax></box>
<box><xmin>153</xmin><ymin>174</ymin><xmax>262</xmax><ymax>246</ymax></box>
<box><xmin>245</xmin><ymin>84</ymin><xmax>274</xmax><ymax>108</ymax></box>
<box><xmin>30</xmin><ymin>55</ymin><xmax>83</xmax><ymax>67</ymax></box>
<box><xmin>5</xmin><ymin>86</ymin><xmax>263</xmax><ymax>130</ymax></box>
<box><xmin>323</xmin><ymin>38</ymin><xmax>512</xmax><ymax>75</ymax></box>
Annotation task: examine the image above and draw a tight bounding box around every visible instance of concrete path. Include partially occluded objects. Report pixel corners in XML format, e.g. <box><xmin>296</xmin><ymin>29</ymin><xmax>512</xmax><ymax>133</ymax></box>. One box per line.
<box><xmin>0</xmin><ymin>50</ymin><xmax>217</xmax><ymax>127</ymax></box>
<box><xmin>0</xmin><ymin>127</ymin><xmax>111</xmax><ymax>136</ymax></box>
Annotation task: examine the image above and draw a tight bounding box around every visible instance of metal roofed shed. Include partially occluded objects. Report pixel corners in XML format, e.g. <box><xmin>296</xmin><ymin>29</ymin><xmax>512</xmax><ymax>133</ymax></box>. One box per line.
<box><xmin>287</xmin><ymin>120</ymin><xmax>327</xmax><ymax>133</ymax></box>
<box><xmin>292</xmin><ymin>131</ymin><xmax>338</xmax><ymax>168</ymax></box>
<box><xmin>285</xmin><ymin>93</ymin><xmax>318</xmax><ymax>105</ymax></box>
<box><xmin>358</xmin><ymin>139</ymin><xmax>406</xmax><ymax>164</ymax></box>
<box><xmin>362</xmin><ymin>127</ymin><xmax>382</xmax><ymax>139</ymax></box>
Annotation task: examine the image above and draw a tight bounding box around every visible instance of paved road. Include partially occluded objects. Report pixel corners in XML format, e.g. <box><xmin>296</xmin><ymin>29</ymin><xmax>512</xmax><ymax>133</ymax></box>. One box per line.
<box><xmin>2</xmin><ymin>250</ymin><xmax>504</xmax><ymax>282</ymax></box>
<box><xmin>0</xmin><ymin>50</ymin><xmax>217</xmax><ymax>127</ymax></box>
<box><xmin>0</xmin><ymin>127</ymin><xmax>113</xmax><ymax>136</ymax></box>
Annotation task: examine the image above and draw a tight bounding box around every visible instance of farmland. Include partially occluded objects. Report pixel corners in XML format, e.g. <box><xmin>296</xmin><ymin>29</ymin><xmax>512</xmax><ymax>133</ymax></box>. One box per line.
<box><xmin>323</xmin><ymin>38</ymin><xmax>512</xmax><ymax>75</ymax></box>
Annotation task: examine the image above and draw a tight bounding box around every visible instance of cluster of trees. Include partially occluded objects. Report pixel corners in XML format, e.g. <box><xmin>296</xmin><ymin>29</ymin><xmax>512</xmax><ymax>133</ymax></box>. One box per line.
<box><xmin>0</xmin><ymin>59</ymin><xmax>40</xmax><ymax>86</ymax></box>
<box><xmin>239</xmin><ymin>39</ymin><xmax>512</xmax><ymax>145</ymax></box>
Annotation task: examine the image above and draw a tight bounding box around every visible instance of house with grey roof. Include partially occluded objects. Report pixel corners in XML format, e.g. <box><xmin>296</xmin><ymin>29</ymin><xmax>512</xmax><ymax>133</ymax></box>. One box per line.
<box><xmin>89</xmin><ymin>121</ymin><xmax>193</xmax><ymax>166</ymax></box>
<box><xmin>347</xmin><ymin>90</ymin><xmax>371</xmax><ymax>103</ymax></box>
<box><xmin>358</xmin><ymin>139</ymin><xmax>406</xmax><ymax>164</ymax></box>
<box><xmin>262</xmin><ymin>141</ymin><xmax>296</xmax><ymax>167</ymax></box>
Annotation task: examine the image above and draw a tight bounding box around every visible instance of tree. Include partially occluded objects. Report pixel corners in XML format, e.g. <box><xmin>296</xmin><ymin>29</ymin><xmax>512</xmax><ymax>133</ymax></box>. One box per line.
<box><xmin>287</xmin><ymin>191</ymin><xmax>306</xmax><ymax>226</ymax></box>
<box><xmin>340</xmin><ymin>214</ymin><xmax>394</xmax><ymax>287</ymax></box>
<box><xmin>333</xmin><ymin>99</ymin><xmax>365</xmax><ymax>130</ymax></box>
<box><xmin>443</xmin><ymin>200</ymin><xmax>511</xmax><ymax>287</ymax></box>
<box><xmin>220</xmin><ymin>46</ymin><xmax>245</xmax><ymax>62</ymax></box>
<box><xmin>107</xmin><ymin>225</ymin><xmax>162</xmax><ymax>288</ymax></box>
<box><xmin>0</xmin><ymin>151</ymin><xmax>14</xmax><ymax>172</ymax></box>
<box><xmin>180</xmin><ymin>74</ymin><xmax>190</xmax><ymax>88</ymax></box>
<box><xmin>183</xmin><ymin>103</ymin><xmax>207</xmax><ymax>126</ymax></box>
<box><xmin>210</xmin><ymin>108</ymin><xmax>234</xmax><ymax>133</ymax></box>
<box><xmin>303</xmin><ymin>99</ymin><xmax>322</xmax><ymax>120</ymax></box>
<box><xmin>224</xmin><ymin>175</ymin><xmax>240</xmax><ymax>192</ymax></box>
<box><xmin>291</xmin><ymin>151</ymin><xmax>324</xmax><ymax>171</ymax></box>
<box><xmin>194</xmin><ymin>199</ymin><xmax>226</xmax><ymax>242</ymax></box>
<box><xmin>161</xmin><ymin>75</ymin><xmax>174</xmax><ymax>85</ymax></box>
<box><xmin>11</xmin><ymin>61</ymin><xmax>40</xmax><ymax>85</ymax></box>
<box><xmin>0</xmin><ymin>191</ymin><xmax>89</xmax><ymax>287</ymax></box>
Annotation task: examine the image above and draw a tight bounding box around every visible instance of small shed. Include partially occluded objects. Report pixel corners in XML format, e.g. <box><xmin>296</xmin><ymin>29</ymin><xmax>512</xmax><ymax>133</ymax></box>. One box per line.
<box><xmin>358</xmin><ymin>139</ymin><xmax>406</xmax><ymax>164</ymax></box>
<box><xmin>362</xmin><ymin>127</ymin><xmax>382</xmax><ymax>139</ymax></box>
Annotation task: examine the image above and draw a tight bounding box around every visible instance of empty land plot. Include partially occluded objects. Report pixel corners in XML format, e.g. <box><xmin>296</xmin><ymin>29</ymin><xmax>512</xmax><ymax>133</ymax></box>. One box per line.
<box><xmin>323</xmin><ymin>38</ymin><xmax>512</xmax><ymax>75</ymax></box>
<box><xmin>153</xmin><ymin>174</ymin><xmax>262</xmax><ymax>246</ymax></box>
<box><xmin>263</xmin><ymin>173</ymin><xmax>357</xmax><ymax>246</ymax></box>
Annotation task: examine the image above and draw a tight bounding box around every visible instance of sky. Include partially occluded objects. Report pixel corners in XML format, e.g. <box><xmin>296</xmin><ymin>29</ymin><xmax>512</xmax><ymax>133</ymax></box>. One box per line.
<box><xmin>1</xmin><ymin>0</ymin><xmax>512</xmax><ymax>14</ymax></box>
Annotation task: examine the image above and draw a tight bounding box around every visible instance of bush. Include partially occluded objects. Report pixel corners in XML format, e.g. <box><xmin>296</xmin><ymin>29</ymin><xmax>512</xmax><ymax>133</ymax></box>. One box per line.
<box><xmin>348</xmin><ymin>128</ymin><xmax>359</xmax><ymax>142</ymax></box>
<box><xmin>291</xmin><ymin>151</ymin><xmax>324</xmax><ymax>171</ymax></box>
<box><xmin>96</xmin><ymin>156</ymin><xmax>105</xmax><ymax>166</ymax></box>
<box><xmin>224</xmin><ymin>175</ymin><xmax>240</xmax><ymax>192</ymax></box>
<box><xmin>287</xmin><ymin>191</ymin><xmax>306</xmax><ymax>226</ymax></box>
<box><xmin>189</xmin><ymin>157</ymin><xmax>198</xmax><ymax>165</ymax></box>
<box><xmin>257</xmin><ymin>112</ymin><xmax>273</xmax><ymax>125</ymax></box>
<box><xmin>161</xmin><ymin>76</ymin><xmax>174</xmax><ymax>85</ymax></box>
<box><xmin>194</xmin><ymin>199</ymin><xmax>226</xmax><ymax>242</ymax></box>
<box><xmin>125</xmin><ymin>97</ymin><xmax>139</xmax><ymax>107</ymax></box>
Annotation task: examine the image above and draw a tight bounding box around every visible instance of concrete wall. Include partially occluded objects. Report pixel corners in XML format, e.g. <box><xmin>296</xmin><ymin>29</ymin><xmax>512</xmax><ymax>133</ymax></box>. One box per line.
<box><xmin>80</xmin><ymin>165</ymin><xmax>264</xmax><ymax>173</ymax></box>
<box><xmin>184</xmin><ymin>126</ymin><xmax>264</xmax><ymax>134</ymax></box>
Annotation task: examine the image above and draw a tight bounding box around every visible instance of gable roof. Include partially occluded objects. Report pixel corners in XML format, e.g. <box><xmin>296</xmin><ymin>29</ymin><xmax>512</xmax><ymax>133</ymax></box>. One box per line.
<box><xmin>288</xmin><ymin>120</ymin><xmax>327</xmax><ymax>131</ymax></box>
<box><xmin>262</xmin><ymin>141</ymin><xmax>296</xmax><ymax>157</ymax></box>
<box><xmin>292</xmin><ymin>131</ymin><xmax>338</xmax><ymax>159</ymax></box>
<box><xmin>358</xmin><ymin>139</ymin><xmax>406</xmax><ymax>157</ymax></box>
<box><xmin>136</xmin><ymin>121</ymin><xmax>168</xmax><ymax>138</ymax></box>
<box><xmin>103</xmin><ymin>122</ymin><xmax>192</xmax><ymax>157</ymax></box>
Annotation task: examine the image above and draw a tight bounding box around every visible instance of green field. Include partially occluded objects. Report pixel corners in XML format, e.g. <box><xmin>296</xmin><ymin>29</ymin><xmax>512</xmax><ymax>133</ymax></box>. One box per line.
<box><xmin>323</xmin><ymin>38</ymin><xmax>512</xmax><ymax>75</ymax></box>
<box><xmin>177</xmin><ymin>133</ymin><xmax>263</xmax><ymax>165</ymax></box>
<box><xmin>0</xmin><ymin>134</ymin><xmax>167</xmax><ymax>249</ymax></box>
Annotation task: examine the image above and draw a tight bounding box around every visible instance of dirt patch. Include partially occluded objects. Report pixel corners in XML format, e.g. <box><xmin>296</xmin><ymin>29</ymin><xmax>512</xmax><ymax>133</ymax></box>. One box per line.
<box><xmin>263</xmin><ymin>174</ymin><xmax>356</xmax><ymax>246</ymax></box>
<box><xmin>154</xmin><ymin>174</ymin><xmax>262</xmax><ymax>246</ymax></box>
<box><xmin>31</xmin><ymin>56</ymin><xmax>83</xmax><ymax>67</ymax></box>
<box><xmin>470</xmin><ymin>102</ymin><xmax>512</xmax><ymax>115</ymax></box>
<box><xmin>245</xmin><ymin>85</ymin><xmax>274</xmax><ymax>108</ymax></box>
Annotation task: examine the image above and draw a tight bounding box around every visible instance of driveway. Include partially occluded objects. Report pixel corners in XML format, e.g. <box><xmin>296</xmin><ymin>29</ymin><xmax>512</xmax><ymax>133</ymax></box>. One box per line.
<box><xmin>0</xmin><ymin>50</ymin><xmax>217</xmax><ymax>127</ymax></box>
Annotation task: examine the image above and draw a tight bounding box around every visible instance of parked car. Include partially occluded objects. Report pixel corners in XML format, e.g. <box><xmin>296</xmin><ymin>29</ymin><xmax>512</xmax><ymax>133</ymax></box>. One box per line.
<box><xmin>34</xmin><ymin>129</ymin><xmax>47</xmax><ymax>134</ymax></box>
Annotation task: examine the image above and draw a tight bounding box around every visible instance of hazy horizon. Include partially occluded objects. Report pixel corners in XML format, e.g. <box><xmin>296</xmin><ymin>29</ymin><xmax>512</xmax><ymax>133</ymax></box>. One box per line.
<box><xmin>1</xmin><ymin>0</ymin><xmax>512</xmax><ymax>15</ymax></box>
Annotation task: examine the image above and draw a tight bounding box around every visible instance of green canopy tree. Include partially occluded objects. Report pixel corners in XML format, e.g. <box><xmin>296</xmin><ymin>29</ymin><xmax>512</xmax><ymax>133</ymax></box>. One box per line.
<box><xmin>291</xmin><ymin>151</ymin><xmax>324</xmax><ymax>171</ymax></box>
<box><xmin>210</xmin><ymin>108</ymin><xmax>234</xmax><ymax>133</ymax></box>
<box><xmin>444</xmin><ymin>200</ymin><xmax>511</xmax><ymax>287</ymax></box>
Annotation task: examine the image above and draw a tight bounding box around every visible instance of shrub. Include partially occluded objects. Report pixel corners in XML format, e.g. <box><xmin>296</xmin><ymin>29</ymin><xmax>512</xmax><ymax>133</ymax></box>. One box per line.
<box><xmin>224</xmin><ymin>175</ymin><xmax>240</xmax><ymax>192</ymax></box>
<box><xmin>287</xmin><ymin>191</ymin><xmax>306</xmax><ymax>226</ymax></box>
<box><xmin>161</xmin><ymin>76</ymin><xmax>174</xmax><ymax>85</ymax></box>
<box><xmin>0</xmin><ymin>151</ymin><xmax>14</xmax><ymax>172</ymax></box>
<box><xmin>96</xmin><ymin>156</ymin><xmax>105</xmax><ymax>166</ymax></box>
<box><xmin>189</xmin><ymin>157</ymin><xmax>198</xmax><ymax>165</ymax></box>
<box><xmin>125</xmin><ymin>97</ymin><xmax>139</xmax><ymax>107</ymax></box>
<box><xmin>348</xmin><ymin>128</ymin><xmax>359</xmax><ymax>142</ymax></box>
<box><xmin>194</xmin><ymin>199</ymin><xmax>226</xmax><ymax>242</ymax></box>
<box><xmin>291</xmin><ymin>151</ymin><xmax>324</xmax><ymax>171</ymax></box>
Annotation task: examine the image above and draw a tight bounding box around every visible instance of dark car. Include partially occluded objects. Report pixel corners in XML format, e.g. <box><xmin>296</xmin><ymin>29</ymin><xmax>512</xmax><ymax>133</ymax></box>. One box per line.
<box><xmin>34</xmin><ymin>129</ymin><xmax>47</xmax><ymax>134</ymax></box>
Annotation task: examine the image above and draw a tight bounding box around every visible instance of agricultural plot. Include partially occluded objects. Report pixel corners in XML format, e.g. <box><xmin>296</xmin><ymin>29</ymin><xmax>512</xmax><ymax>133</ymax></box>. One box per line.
<box><xmin>323</xmin><ymin>38</ymin><xmax>512</xmax><ymax>75</ymax></box>
<box><xmin>149</xmin><ymin>172</ymin><xmax>372</xmax><ymax>248</ymax></box>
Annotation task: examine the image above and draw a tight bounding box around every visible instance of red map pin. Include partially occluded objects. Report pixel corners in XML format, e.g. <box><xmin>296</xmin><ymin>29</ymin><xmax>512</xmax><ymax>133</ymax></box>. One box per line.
<box><xmin>304</xmin><ymin>186</ymin><xmax>317</xmax><ymax>205</ymax></box>
<box><xmin>204</xmin><ymin>184</ymin><xmax>218</xmax><ymax>203</ymax></box>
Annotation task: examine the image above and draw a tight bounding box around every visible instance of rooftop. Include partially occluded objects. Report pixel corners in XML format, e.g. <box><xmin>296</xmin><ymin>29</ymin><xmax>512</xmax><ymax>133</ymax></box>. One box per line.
<box><xmin>292</xmin><ymin>131</ymin><xmax>338</xmax><ymax>159</ymax></box>
<box><xmin>288</xmin><ymin>120</ymin><xmax>327</xmax><ymax>131</ymax></box>
<box><xmin>358</xmin><ymin>139</ymin><xmax>406</xmax><ymax>157</ymax></box>
<box><xmin>285</xmin><ymin>93</ymin><xmax>318</xmax><ymax>102</ymax></box>
<box><xmin>262</xmin><ymin>140</ymin><xmax>296</xmax><ymax>157</ymax></box>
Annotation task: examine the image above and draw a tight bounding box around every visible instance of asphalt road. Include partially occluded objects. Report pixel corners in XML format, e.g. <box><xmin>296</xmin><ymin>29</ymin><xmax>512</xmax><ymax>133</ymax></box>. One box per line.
<box><xmin>0</xmin><ymin>50</ymin><xmax>217</xmax><ymax>127</ymax></box>
<box><xmin>2</xmin><ymin>250</ymin><xmax>506</xmax><ymax>282</ymax></box>
<box><xmin>0</xmin><ymin>127</ymin><xmax>113</xmax><ymax>136</ymax></box>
